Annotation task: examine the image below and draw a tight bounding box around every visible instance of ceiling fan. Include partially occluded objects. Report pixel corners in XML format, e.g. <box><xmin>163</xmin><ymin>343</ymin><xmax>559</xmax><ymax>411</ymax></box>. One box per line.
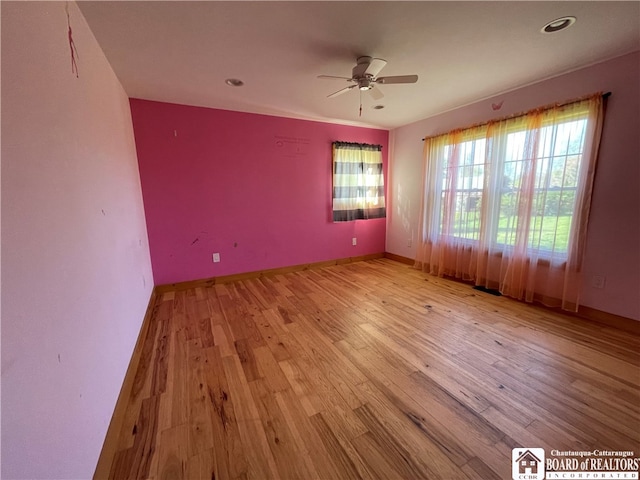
<box><xmin>318</xmin><ymin>56</ymin><xmax>418</xmax><ymax>104</ymax></box>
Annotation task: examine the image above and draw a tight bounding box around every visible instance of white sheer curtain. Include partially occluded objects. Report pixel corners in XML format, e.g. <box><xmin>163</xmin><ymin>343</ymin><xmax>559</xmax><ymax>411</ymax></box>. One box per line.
<box><xmin>416</xmin><ymin>94</ymin><xmax>604</xmax><ymax>311</ymax></box>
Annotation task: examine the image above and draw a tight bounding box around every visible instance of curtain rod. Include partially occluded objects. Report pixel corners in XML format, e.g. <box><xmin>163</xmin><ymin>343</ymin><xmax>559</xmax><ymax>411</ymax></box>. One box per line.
<box><xmin>333</xmin><ymin>141</ymin><xmax>383</xmax><ymax>150</ymax></box>
<box><xmin>421</xmin><ymin>91</ymin><xmax>611</xmax><ymax>142</ymax></box>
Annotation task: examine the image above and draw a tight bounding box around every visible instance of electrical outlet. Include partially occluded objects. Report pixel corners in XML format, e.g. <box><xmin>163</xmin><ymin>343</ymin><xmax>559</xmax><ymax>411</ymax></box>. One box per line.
<box><xmin>352</xmin><ymin>237</ymin><xmax>357</xmax><ymax>246</ymax></box>
<box><xmin>591</xmin><ymin>275</ymin><xmax>605</xmax><ymax>289</ymax></box>
<box><xmin>407</xmin><ymin>238</ymin><xmax>412</xmax><ymax>247</ymax></box>
<box><xmin>212</xmin><ymin>253</ymin><xmax>220</xmax><ymax>263</ymax></box>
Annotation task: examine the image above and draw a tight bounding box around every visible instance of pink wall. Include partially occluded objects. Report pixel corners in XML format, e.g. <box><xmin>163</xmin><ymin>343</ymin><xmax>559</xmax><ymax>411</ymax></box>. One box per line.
<box><xmin>131</xmin><ymin>99</ymin><xmax>388</xmax><ymax>285</ymax></box>
<box><xmin>387</xmin><ymin>51</ymin><xmax>640</xmax><ymax>320</ymax></box>
<box><xmin>1</xmin><ymin>2</ymin><xmax>154</xmax><ymax>478</ymax></box>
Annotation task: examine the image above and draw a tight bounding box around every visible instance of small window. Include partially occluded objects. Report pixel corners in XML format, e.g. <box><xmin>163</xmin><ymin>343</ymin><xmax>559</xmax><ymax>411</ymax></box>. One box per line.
<box><xmin>332</xmin><ymin>142</ymin><xmax>385</xmax><ymax>222</ymax></box>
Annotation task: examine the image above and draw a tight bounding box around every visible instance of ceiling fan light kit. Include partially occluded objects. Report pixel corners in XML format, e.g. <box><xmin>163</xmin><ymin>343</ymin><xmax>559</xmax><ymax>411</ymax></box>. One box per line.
<box><xmin>359</xmin><ymin>78</ymin><xmax>373</xmax><ymax>91</ymax></box>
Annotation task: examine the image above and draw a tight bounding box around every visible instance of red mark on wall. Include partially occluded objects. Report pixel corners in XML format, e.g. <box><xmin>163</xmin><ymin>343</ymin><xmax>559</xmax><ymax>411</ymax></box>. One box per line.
<box><xmin>66</xmin><ymin>3</ymin><xmax>79</xmax><ymax>78</ymax></box>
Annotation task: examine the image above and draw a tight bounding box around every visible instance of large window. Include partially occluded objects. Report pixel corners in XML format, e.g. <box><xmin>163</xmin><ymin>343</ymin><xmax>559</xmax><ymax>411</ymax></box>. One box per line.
<box><xmin>437</xmin><ymin>116</ymin><xmax>588</xmax><ymax>255</ymax></box>
<box><xmin>417</xmin><ymin>94</ymin><xmax>604</xmax><ymax>311</ymax></box>
<box><xmin>332</xmin><ymin>142</ymin><xmax>386</xmax><ymax>222</ymax></box>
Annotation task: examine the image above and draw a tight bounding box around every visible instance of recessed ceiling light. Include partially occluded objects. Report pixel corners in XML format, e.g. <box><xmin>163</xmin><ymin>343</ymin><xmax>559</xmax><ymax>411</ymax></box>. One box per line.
<box><xmin>372</xmin><ymin>105</ymin><xmax>385</xmax><ymax>110</ymax></box>
<box><xmin>541</xmin><ymin>16</ymin><xmax>576</xmax><ymax>34</ymax></box>
<box><xmin>225</xmin><ymin>78</ymin><xmax>244</xmax><ymax>87</ymax></box>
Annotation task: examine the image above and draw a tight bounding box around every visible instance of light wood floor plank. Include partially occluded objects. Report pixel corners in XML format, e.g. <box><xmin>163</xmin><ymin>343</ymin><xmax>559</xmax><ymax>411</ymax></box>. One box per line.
<box><xmin>104</xmin><ymin>259</ymin><xmax>640</xmax><ymax>479</ymax></box>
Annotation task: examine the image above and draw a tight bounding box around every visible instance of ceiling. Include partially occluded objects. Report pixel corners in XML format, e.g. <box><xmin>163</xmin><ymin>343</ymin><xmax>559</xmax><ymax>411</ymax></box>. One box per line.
<box><xmin>78</xmin><ymin>1</ymin><xmax>640</xmax><ymax>129</ymax></box>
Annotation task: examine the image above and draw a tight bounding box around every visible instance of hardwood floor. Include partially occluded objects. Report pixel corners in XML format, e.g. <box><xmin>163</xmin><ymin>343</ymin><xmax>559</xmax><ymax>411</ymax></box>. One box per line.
<box><xmin>104</xmin><ymin>259</ymin><xmax>640</xmax><ymax>479</ymax></box>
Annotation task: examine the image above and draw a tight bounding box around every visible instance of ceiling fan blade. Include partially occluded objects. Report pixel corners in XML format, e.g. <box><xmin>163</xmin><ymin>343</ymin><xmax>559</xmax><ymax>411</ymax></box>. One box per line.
<box><xmin>369</xmin><ymin>87</ymin><xmax>384</xmax><ymax>101</ymax></box>
<box><xmin>364</xmin><ymin>58</ymin><xmax>387</xmax><ymax>78</ymax></box>
<box><xmin>377</xmin><ymin>74</ymin><xmax>418</xmax><ymax>84</ymax></box>
<box><xmin>327</xmin><ymin>85</ymin><xmax>356</xmax><ymax>98</ymax></box>
<box><xmin>317</xmin><ymin>75</ymin><xmax>353</xmax><ymax>81</ymax></box>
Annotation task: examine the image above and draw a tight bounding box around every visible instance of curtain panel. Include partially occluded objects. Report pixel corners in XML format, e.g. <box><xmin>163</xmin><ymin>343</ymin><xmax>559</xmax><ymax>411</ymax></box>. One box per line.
<box><xmin>416</xmin><ymin>94</ymin><xmax>604</xmax><ymax>311</ymax></box>
<box><xmin>332</xmin><ymin>142</ymin><xmax>386</xmax><ymax>222</ymax></box>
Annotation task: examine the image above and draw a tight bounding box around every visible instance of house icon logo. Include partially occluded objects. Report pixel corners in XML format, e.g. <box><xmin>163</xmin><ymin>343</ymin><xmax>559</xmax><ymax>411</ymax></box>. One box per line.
<box><xmin>512</xmin><ymin>448</ymin><xmax>545</xmax><ymax>480</ymax></box>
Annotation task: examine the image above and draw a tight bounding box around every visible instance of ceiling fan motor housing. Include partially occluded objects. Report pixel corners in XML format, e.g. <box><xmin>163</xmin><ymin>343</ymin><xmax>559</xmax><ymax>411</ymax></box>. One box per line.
<box><xmin>353</xmin><ymin>56</ymin><xmax>378</xmax><ymax>80</ymax></box>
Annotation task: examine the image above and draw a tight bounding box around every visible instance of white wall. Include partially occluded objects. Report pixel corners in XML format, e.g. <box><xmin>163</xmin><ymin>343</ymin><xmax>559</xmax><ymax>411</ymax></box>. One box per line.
<box><xmin>387</xmin><ymin>52</ymin><xmax>640</xmax><ymax>320</ymax></box>
<box><xmin>1</xmin><ymin>2</ymin><xmax>154</xmax><ymax>478</ymax></box>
